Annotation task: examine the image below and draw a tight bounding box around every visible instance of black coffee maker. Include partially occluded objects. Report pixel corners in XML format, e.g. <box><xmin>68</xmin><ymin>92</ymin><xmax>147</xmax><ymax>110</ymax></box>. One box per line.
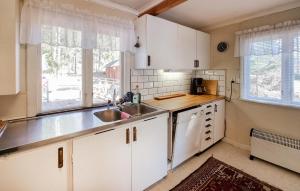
<box><xmin>190</xmin><ymin>78</ymin><xmax>206</xmax><ymax>95</ymax></box>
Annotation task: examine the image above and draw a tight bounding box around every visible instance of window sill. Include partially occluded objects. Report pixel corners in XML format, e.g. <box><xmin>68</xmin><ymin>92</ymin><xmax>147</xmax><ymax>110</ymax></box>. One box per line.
<box><xmin>239</xmin><ymin>97</ymin><xmax>300</xmax><ymax>110</ymax></box>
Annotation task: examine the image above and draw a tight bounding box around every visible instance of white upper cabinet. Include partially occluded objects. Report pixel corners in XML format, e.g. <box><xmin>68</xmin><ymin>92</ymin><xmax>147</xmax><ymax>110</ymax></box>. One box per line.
<box><xmin>197</xmin><ymin>31</ymin><xmax>210</xmax><ymax>70</ymax></box>
<box><xmin>135</xmin><ymin>14</ymin><xmax>210</xmax><ymax>70</ymax></box>
<box><xmin>135</xmin><ymin>15</ymin><xmax>177</xmax><ymax>69</ymax></box>
<box><xmin>176</xmin><ymin>25</ymin><xmax>197</xmax><ymax>70</ymax></box>
<box><xmin>0</xmin><ymin>0</ymin><xmax>20</xmax><ymax>95</ymax></box>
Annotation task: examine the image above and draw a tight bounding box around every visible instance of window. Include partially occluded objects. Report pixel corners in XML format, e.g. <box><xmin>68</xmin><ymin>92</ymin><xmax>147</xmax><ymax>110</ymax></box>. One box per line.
<box><xmin>241</xmin><ymin>27</ymin><xmax>300</xmax><ymax>107</ymax></box>
<box><xmin>41</xmin><ymin>26</ymin><xmax>83</xmax><ymax>111</ymax></box>
<box><xmin>40</xmin><ymin>26</ymin><xmax>123</xmax><ymax>113</ymax></box>
<box><xmin>93</xmin><ymin>34</ymin><xmax>121</xmax><ymax>104</ymax></box>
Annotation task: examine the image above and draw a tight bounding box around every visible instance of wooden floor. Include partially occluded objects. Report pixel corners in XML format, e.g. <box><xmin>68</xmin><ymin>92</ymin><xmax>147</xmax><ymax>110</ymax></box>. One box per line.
<box><xmin>148</xmin><ymin>142</ymin><xmax>300</xmax><ymax>191</ymax></box>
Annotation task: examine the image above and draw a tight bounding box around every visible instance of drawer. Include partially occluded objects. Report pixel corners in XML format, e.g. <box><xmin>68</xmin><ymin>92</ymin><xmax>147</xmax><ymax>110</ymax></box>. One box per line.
<box><xmin>204</xmin><ymin>111</ymin><xmax>213</xmax><ymax>119</ymax></box>
<box><xmin>204</xmin><ymin>104</ymin><xmax>213</xmax><ymax>113</ymax></box>
<box><xmin>202</xmin><ymin>128</ymin><xmax>213</xmax><ymax>137</ymax></box>
<box><xmin>204</xmin><ymin>116</ymin><xmax>213</xmax><ymax>124</ymax></box>
<box><xmin>201</xmin><ymin>135</ymin><xmax>214</xmax><ymax>151</ymax></box>
<box><xmin>204</xmin><ymin>123</ymin><xmax>213</xmax><ymax>129</ymax></box>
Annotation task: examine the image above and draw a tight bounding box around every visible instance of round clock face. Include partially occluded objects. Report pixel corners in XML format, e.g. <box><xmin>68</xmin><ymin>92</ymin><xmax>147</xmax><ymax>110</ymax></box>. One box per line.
<box><xmin>217</xmin><ymin>42</ymin><xmax>228</xmax><ymax>52</ymax></box>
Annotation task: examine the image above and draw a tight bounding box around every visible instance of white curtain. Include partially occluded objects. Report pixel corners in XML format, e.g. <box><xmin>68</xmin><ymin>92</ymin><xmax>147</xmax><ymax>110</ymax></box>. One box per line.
<box><xmin>234</xmin><ymin>20</ymin><xmax>300</xmax><ymax>57</ymax></box>
<box><xmin>20</xmin><ymin>0</ymin><xmax>135</xmax><ymax>52</ymax></box>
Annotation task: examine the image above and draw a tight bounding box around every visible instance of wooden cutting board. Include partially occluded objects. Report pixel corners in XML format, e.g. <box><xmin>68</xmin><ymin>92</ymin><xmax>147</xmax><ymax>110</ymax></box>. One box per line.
<box><xmin>154</xmin><ymin>93</ymin><xmax>186</xmax><ymax>100</ymax></box>
<box><xmin>203</xmin><ymin>80</ymin><xmax>218</xmax><ymax>95</ymax></box>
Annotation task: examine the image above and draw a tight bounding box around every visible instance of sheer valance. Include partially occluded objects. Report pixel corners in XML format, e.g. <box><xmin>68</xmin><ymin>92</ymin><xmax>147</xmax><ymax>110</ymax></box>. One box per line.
<box><xmin>20</xmin><ymin>0</ymin><xmax>135</xmax><ymax>52</ymax></box>
<box><xmin>234</xmin><ymin>20</ymin><xmax>300</xmax><ymax>57</ymax></box>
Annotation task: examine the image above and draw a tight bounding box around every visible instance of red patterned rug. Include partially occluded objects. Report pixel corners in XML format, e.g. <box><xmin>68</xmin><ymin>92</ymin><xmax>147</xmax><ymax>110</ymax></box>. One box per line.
<box><xmin>170</xmin><ymin>157</ymin><xmax>281</xmax><ymax>191</ymax></box>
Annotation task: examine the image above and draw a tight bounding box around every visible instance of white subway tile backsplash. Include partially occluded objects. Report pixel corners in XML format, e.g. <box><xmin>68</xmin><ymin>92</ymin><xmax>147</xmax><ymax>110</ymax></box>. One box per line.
<box><xmin>132</xmin><ymin>69</ymin><xmax>143</xmax><ymax>76</ymax></box>
<box><xmin>131</xmin><ymin>76</ymin><xmax>138</xmax><ymax>82</ymax></box>
<box><xmin>148</xmin><ymin>76</ymin><xmax>158</xmax><ymax>81</ymax></box>
<box><xmin>214</xmin><ymin>70</ymin><xmax>225</xmax><ymax>75</ymax></box>
<box><xmin>148</xmin><ymin>88</ymin><xmax>157</xmax><ymax>94</ymax></box>
<box><xmin>143</xmin><ymin>82</ymin><xmax>154</xmax><ymax>89</ymax></box>
<box><xmin>154</xmin><ymin>81</ymin><xmax>163</xmax><ymax>88</ymax></box>
<box><xmin>205</xmin><ymin>70</ymin><xmax>214</xmax><ymax>75</ymax></box>
<box><xmin>138</xmin><ymin>76</ymin><xmax>148</xmax><ymax>82</ymax></box>
<box><xmin>218</xmin><ymin>80</ymin><xmax>225</xmax><ymax>87</ymax></box>
<box><xmin>130</xmin><ymin>69</ymin><xmax>226</xmax><ymax>100</ymax></box>
<box><xmin>144</xmin><ymin>69</ymin><xmax>154</xmax><ymax>76</ymax></box>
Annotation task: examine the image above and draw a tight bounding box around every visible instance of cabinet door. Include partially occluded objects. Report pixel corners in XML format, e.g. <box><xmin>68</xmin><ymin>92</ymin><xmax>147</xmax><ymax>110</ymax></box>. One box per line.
<box><xmin>213</xmin><ymin>100</ymin><xmax>225</xmax><ymax>143</ymax></box>
<box><xmin>0</xmin><ymin>142</ymin><xmax>70</xmax><ymax>191</ymax></box>
<box><xmin>132</xmin><ymin>115</ymin><xmax>168</xmax><ymax>191</ymax></box>
<box><xmin>0</xmin><ymin>0</ymin><xmax>20</xmax><ymax>95</ymax></box>
<box><xmin>196</xmin><ymin>31</ymin><xmax>210</xmax><ymax>70</ymax></box>
<box><xmin>73</xmin><ymin>126</ymin><xmax>131</xmax><ymax>191</ymax></box>
<box><xmin>176</xmin><ymin>25</ymin><xmax>197</xmax><ymax>69</ymax></box>
<box><xmin>147</xmin><ymin>15</ymin><xmax>177</xmax><ymax>69</ymax></box>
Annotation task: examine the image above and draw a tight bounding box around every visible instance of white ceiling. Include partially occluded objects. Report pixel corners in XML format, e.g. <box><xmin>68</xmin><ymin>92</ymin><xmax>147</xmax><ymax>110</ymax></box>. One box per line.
<box><xmin>159</xmin><ymin>0</ymin><xmax>300</xmax><ymax>30</ymax></box>
<box><xmin>110</xmin><ymin>0</ymin><xmax>149</xmax><ymax>9</ymax></box>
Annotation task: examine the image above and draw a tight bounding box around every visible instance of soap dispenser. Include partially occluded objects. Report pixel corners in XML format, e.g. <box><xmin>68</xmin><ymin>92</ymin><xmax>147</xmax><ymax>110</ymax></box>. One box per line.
<box><xmin>132</xmin><ymin>85</ymin><xmax>141</xmax><ymax>104</ymax></box>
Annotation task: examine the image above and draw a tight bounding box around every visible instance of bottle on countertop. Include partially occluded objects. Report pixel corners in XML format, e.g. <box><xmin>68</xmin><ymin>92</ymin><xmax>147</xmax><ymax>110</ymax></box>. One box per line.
<box><xmin>132</xmin><ymin>85</ymin><xmax>141</xmax><ymax>104</ymax></box>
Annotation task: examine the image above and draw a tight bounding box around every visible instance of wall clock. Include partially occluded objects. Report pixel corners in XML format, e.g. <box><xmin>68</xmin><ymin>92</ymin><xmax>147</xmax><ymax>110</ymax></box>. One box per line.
<box><xmin>217</xmin><ymin>42</ymin><xmax>228</xmax><ymax>52</ymax></box>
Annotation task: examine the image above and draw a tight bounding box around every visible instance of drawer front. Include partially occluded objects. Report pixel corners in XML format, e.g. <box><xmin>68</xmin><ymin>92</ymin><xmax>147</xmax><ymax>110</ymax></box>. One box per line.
<box><xmin>201</xmin><ymin>134</ymin><xmax>214</xmax><ymax>151</ymax></box>
<box><xmin>204</xmin><ymin>117</ymin><xmax>213</xmax><ymax>125</ymax></box>
<box><xmin>204</xmin><ymin>104</ymin><xmax>213</xmax><ymax>113</ymax></box>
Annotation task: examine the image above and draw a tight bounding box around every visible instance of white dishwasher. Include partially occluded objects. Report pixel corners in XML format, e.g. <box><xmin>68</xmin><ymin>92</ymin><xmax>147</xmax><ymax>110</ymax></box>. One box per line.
<box><xmin>172</xmin><ymin>106</ymin><xmax>205</xmax><ymax>168</ymax></box>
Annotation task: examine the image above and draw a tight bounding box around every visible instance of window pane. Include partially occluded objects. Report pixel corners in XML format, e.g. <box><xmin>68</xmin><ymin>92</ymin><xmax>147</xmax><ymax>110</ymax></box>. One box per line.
<box><xmin>93</xmin><ymin>34</ymin><xmax>121</xmax><ymax>104</ymax></box>
<box><xmin>248</xmin><ymin>40</ymin><xmax>282</xmax><ymax>100</ymax></box>
<box><xmin>293</xmin><ymin>36</ymin><xmax>300</xmax><ymax>102</ymax></box>
<box><xmin>41</xmin><ymin>26</ymin><xmax>83</xmax><ymax>112</ymax></box>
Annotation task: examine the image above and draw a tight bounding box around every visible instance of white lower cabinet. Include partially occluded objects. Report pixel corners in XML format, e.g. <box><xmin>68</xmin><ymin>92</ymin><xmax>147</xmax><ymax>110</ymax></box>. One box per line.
<box><xmin>73</xmin><ymin>113</ymin><xmax>168</xmax><ymax>191</ymax></box>
<box><xmin>0</xmin><ymin>141</ymin><xmax>70</xmax><ymax>191</ymax></box>
<box><xmin>73</xmin><ymin>126</ymin><xmax>132</xmax><ymax>191</ymax></box>
<box><xmin>213</xmin><ymin>99</ymin><xmax>225</xmax><ymax>143</ymax></box>
<box><xmin>132</xmin><ymin>116</ymin><xmax>168</xmax><ymax>191</ymax></box>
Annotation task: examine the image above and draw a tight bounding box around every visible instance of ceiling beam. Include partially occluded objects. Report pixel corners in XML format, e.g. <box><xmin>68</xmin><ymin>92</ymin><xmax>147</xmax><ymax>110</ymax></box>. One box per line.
<box><xmin>139</xmin><ymin>0</ymin><xmax>187</xmax><ymax>17</ymax></box>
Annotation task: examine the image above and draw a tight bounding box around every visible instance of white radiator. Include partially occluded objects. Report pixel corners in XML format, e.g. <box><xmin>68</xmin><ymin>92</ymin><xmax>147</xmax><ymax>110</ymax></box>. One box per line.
<box><xmin>250</xmin><ymin>128</ymin><xmax>300</xmax><ymax>173</ymax></box>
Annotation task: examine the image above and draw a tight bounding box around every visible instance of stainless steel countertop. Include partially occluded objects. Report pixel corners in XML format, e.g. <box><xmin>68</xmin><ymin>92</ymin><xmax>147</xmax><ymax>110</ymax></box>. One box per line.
<box><xmin>0</xmin><ymin>105</ymin><xmax>168</xmax><ymax>155</ymax></box>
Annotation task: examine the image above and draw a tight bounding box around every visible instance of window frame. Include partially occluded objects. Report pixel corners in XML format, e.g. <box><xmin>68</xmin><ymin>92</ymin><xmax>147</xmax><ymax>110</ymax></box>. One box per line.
<box><xmin>26</xmin><ymin>42</ymin><xmax>130</xmax><ymax>117</ymax></box>
<box><xmin>240</xmin><ymin>33</ymin><xmax>300</xmax><ymax>108</ymax></box>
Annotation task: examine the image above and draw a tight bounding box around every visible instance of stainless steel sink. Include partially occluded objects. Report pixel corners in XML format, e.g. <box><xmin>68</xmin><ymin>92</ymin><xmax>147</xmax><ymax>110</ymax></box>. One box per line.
<box><xmin>94</xmin><ymin>109</ymin><xmax>122</xmax><ymax>122</ymax></box>
<box><xmin>121</xmin><ymin>104</ymin><xmax>157</xmax><ymax>116</ymax></box>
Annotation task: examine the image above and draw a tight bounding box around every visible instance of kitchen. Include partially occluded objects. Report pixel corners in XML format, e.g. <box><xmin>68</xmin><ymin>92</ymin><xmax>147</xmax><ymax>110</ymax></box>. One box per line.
<box><xmin>0</xmin><ymin>0</ymin><xmax>300</xmax><ymax>191</ymax></box>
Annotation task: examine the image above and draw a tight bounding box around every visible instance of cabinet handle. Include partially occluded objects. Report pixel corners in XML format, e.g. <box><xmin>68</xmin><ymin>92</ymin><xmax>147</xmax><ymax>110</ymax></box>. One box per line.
<box><xmin>205</xmin><ymin>130</ymin><xmax>211</xmax><ymax>134</ymax></box>
<box><xmin>205</xmin><ymin>118</ymin><xmax>212</xmax><ymax>122</ymax></box>
<box><xmin>206</xmin><ymin>112</ymin><xmax>211</xmax><ymax>115</ymax></box>
<box><xmin>205</xmin><ymin>137</ymin><xmax>211</xmax><ymax>141</ymax></box>
<box><xmin>147</xmin><ymin>55</ymin><xmax>151</xmax><ymax>66</ymax></box>
<box><xmin>58</xmin><ymin>147</ymin><xmax>63</xmax><ymax>168</ymax></box>
<box><xmin>214</xmin><ymin>104</ymin><xmax>218</xmax><ymax>112</ymax></box>
<box><xmin>194</xmin><ymin>60</ymin><xmax>199</xmax><ymax>68</ymax></box>
<box><xmin>133</xmin><ymin>127</ymin><xmax>137</xmax><ymax>142</ymax></box>
<box><xmin>126</xmin><ymin>128</ymin><xmax>130</xmax><ymax>144</ymax></box>
<box><xmin>205</xmin><ymin>124</ymin><xmax>211</xmax><ymax>128</ymax></box>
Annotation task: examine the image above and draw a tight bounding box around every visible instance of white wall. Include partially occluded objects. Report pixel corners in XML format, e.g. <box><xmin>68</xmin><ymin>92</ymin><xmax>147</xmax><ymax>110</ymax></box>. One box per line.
<box><xmin>207</xmin><ymin>7</ymin><xmax>300</xmax><ymax>147</ymax></box>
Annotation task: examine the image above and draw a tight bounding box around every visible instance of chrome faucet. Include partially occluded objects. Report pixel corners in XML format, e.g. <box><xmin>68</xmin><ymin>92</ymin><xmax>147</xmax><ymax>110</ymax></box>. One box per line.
<box><xmin>107</xmin><ymin>100</ymin><xmax>112</xmax><ymax>110</ymax></box>
<box><xmin>112</xmin><ymin>89</ymin><xmax>117</xmax><ymax>108</ymax></box>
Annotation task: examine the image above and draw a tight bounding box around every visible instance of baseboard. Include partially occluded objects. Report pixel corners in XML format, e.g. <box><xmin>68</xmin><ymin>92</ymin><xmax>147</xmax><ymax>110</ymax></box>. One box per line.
<box><xmin>222</xmin><ymin>137</ymin><xmax>250</xmax><ymax>151</ymax></box>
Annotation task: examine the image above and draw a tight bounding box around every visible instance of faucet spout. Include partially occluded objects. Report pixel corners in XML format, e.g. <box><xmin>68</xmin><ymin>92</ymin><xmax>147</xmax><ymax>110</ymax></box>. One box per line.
<box><xmin>112</xmin><ymin>89</ymin><xmax>117</xmax><ymax>107</ymax></box>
